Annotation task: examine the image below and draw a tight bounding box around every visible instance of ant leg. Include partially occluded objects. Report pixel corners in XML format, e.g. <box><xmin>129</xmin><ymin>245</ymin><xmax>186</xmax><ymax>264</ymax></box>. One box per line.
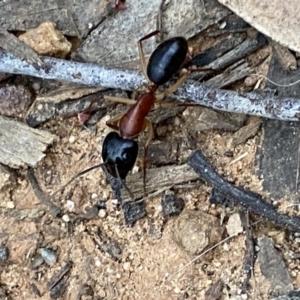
<box><xmin>155</xmin><ymin>72</ymin><xmax>189</xmax><ymax>101</ymax></box>
<box><xmin>104</xmin><ymin>95</ymin><xmax>137</xmax><ymax>105</ymax></box>
<box><xmin>106</xmin><ymin>113</ymin><xmax>124</xmax><ymax>131</ymax></box>
<box><xmin>155</xmin><ymin>67</ymin><xmax>217</xmax><ymax>101</ymax></box>
<box><xmin>156</xmin><ymin>0</ymin><xmax>168</xmax><ymax>43</ymax></box>
<box><xmin>138</xmin><ymin>30</ymin><xmax>162</xmax><ymax>85</ymax></box>
<box><xmin>141</xmin><ymin>118</ymin><xmax>154</xmax><ymax>195</ymax></box>
<box><xmin>114</xmin><ymin>165</ymin><xmax>135</xmax><ymax>201</ymax></box>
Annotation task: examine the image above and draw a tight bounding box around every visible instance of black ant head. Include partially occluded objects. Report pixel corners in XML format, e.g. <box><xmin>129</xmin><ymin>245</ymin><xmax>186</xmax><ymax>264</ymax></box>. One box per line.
<box><xmin>102</xmin><ymin>132</ymin><xmax>138</xmax><ymax>179</ymax></box>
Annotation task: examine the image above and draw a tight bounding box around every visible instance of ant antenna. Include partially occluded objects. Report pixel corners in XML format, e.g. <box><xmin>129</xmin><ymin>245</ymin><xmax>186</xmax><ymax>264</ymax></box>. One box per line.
<box><xmin>51</xmin><ymin>163</ymin><xmax>104</xmax><ymax>197</ymax></box>
<box><xmin>254</xmin><ymin>73</ymin><xmax>300</xmax><ymax>88</ymax></box>
<box><xmin>114</xmin><ymin>164</ymin><xmax>135</xmax><ymax>201</ymax></box>
<box><xmin>51</xmin><ymin>162</ymin><xmax>135</xmax><ymax>202</ymax></box>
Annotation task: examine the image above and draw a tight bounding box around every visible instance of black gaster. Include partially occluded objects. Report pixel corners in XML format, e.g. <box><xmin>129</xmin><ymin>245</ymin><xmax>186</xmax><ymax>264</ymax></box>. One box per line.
<box><xmin>147</xmin><ymin>37</ymin><xmax>188</xmax><ymax>86</ymax></box>
<box><xmin>102</xmin><ymin>132</ymin><xmax>138</xmax><ymax>179</ymax></box>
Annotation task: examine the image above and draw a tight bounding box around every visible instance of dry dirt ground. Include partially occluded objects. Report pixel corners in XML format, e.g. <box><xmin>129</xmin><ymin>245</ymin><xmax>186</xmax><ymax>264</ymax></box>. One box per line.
<box><xmin>1</xmin><ymin>95</ymin><xmax>300</xmax><ymax>300</ymax></box>
<box><xmin>1</xmin><ymin>6</ymin><xmax>300</xmax><ymax>299</ymax></box>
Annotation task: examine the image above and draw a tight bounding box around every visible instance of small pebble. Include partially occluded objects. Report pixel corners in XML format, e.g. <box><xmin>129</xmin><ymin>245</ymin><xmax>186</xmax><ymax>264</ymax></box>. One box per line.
<box><xmin>244</xmin><ymin>75</ymin><xmax>257</xmax><ymax>87</ymax></box>
<box><xmin>68</xmin><ymin>135</ymin><xmax>76</xmax><ymax>143</ymax></box>
<box><xmin>6</xmin><ymin>201</ymin><xmax>15</xmax><ymax>209</ymax></box>
<box><xmin>32</xmin><ymin>82</ymin><xmax>41</xmax><ymax>91</ymax></box>
<box><xmin>98</xmin><ymin>209</ymin><xmax>107</xmax><ymax>218</ymax></box>
<box><xmin>62</xmin><ymin>214</ymin><xmax>70</xmax><ymax>222</ymax></box>
<box><xmin>95</xmin><ymin>257</ymin><xmax>101</xmax><ymax>267</ymax></box>
<box><xmin>291</xmin><ymin>270</ymin><xmax>297</xmax><ymax>277</ymax></box>
<box><xmin>64</xmin><ymin>200</ymin><xmax>75</xmax><ymax>212</ymax></box>
<box><xmin>39</xmin><ymin>248</ymin><xmax>58</xmax><ymax>266</ymax></box>
<box><xmin>223</xmin><ymin>242</ymin><xmax>229</xmax><ymax>251</ymax></box>
<box><xmin>0</xmin><ymin>246</ymin><xmax>9</xmax><ymax>261</ymax></box>
<box><xmin>219</xmin><ymin>21</ymin><xmax>226</xmax><ymax>29</ymax></box>
<box><xmin>241</xmin><ymin>293</ymin><xmax>248</xmax><ymax>300</ymax></box>
<box><xmin>123</xmin><ymin>262</ymin><xmax>131</xmax><ymax>271</ymax></box>
<box><xmin>132</xmin><ymin>165</ymin><xmax>139</xmax><ymax>174</ymax></box>
<box><xmin>226</xmin><ymin>213</ymin><xmax>243</xmax><ymax>236</ymax></box>
<box><xmin>91</xmin><ymin>193</ymin><xmax>98</xmax><ymax>199</ymax></box>
<box><xmin>174</xmin><ymin>117</ymin><xmax>180</xmax><ymax>126</ymax></box>
<box><xmin>98</xmin><ymin>289</ymin><xmax>106</xmax><ymax>298</ymax></box>
<box><xmin>112</xmin><ymin>199</ymin><xmax>119</xmax><ymax>205</ymax></box>
<box><xmin>30</xmin><ymin>254</ymin><xmax>44</xmax><ymax>269</ymax></box>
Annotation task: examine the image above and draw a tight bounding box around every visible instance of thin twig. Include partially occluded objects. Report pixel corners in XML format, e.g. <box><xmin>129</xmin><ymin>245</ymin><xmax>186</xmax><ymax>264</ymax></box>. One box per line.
<box><xmin>240</xmin><ymin>209</ymin><xmax>254</xmax><ymax>292</ymax></box>
<box><xmin>1</xmin><ymin>49</ymin><xmax>300</xmax><ymax>121</ymax></box>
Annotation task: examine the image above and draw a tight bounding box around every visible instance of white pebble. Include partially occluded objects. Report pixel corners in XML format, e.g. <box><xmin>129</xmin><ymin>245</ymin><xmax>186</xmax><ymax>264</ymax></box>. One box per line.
<box><xmin>64</xmin><ymin>200</ymin><xmax>75</xmax><ymax>212</ymax></box>
<box><xmin>123</xmin><ymin>262</ymin><xmax>131</xmax><ymax>271</ymax></box>
<box><xmin>95</xmin><ymin>257</ymin><xmax>101</xmax><ymax>267</ymax></box>
<box><xmin>241</xmin><ymin>294</ymin><xmax>248</xmax><ymax>300</ymax></box>
<box><xmin>6</xmin><ymin>201</ymin><xmax>15</xmax><ymax>209</ymax></box>
<box><xmin>185</xmin><ymin>194</ymin><xmax>192</xmax><ymax>201</ymax></box>
<box><xmin>62</xmin><ymin>214</ymin><xmax>70</xmax><ymax>222</ymax></box>
<box><xmin>32</xmin><ymin>82</ymin><xmax>41</xmax><ymax>91</ymax></box>
<box><xmin>174</xmin><ymin>117</ymin><xmax>180</xmax><ymax>126</ymax></box>
<box><xmin>223</xmin><ymin>242</ymin><xmax>229</xmax><ymax>251</ymax></box>
<box><xmin>156</xmin><ymin>205</ymin><xmax>162</xmax><ymax>213</ymax></box>
<box><xmin>91</xmin><ymin>193</ymin><xmax>98</xmax><ymax>199</ymax></box>
<box><xmin>98</xmin><ymin>209</ymin><xmax>107</xmax><ymax>218</ymax></box>
<box><xmin>112</xmin><ymin>199</ymin><xmax>119</xmax><ymax>205</ymax></box>
<box><xmin>219</xmin><ymin>21</ymin><xmax>227</xmax><ymax>29</ymax></box>
<box><xmin>39</xmin><ymin>248</ymin><xmax>57</xmax><ymax>266</ymax></box>
<box><xmin>132</xmin><ymin>165</ymin><xmax>139</xmax><ymax>174</ymax></box>
<box><xmin>69</xmin><ymin>135</ymin><xmax>76</xmax><ymax>143</ymax></box>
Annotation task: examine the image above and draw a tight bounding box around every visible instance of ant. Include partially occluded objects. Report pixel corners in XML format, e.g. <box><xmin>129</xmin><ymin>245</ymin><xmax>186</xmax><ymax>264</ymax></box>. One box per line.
<box><xmin>53</xmin><ymin>30</ymin><xmax>213</xmax><ymax>200</ymax></box>
<box><xmin>101</xmin><ymin>30</ymin><xmax>213</xmax><ymax>195</ymax></box>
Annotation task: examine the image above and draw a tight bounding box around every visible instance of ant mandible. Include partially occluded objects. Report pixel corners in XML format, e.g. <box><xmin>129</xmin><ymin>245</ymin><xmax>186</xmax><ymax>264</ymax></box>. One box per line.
<box><xmin>102</xmin><ymin>30</ymin><xmax>207</xmax><ymax>193</ymax></box>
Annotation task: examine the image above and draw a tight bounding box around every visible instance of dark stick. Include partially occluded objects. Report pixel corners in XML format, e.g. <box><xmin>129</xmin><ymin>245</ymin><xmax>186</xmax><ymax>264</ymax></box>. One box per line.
<box><xmin>189</xmin><ymin>150</ymin><xmax>300</xmax><ymax>232</ymax></box>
